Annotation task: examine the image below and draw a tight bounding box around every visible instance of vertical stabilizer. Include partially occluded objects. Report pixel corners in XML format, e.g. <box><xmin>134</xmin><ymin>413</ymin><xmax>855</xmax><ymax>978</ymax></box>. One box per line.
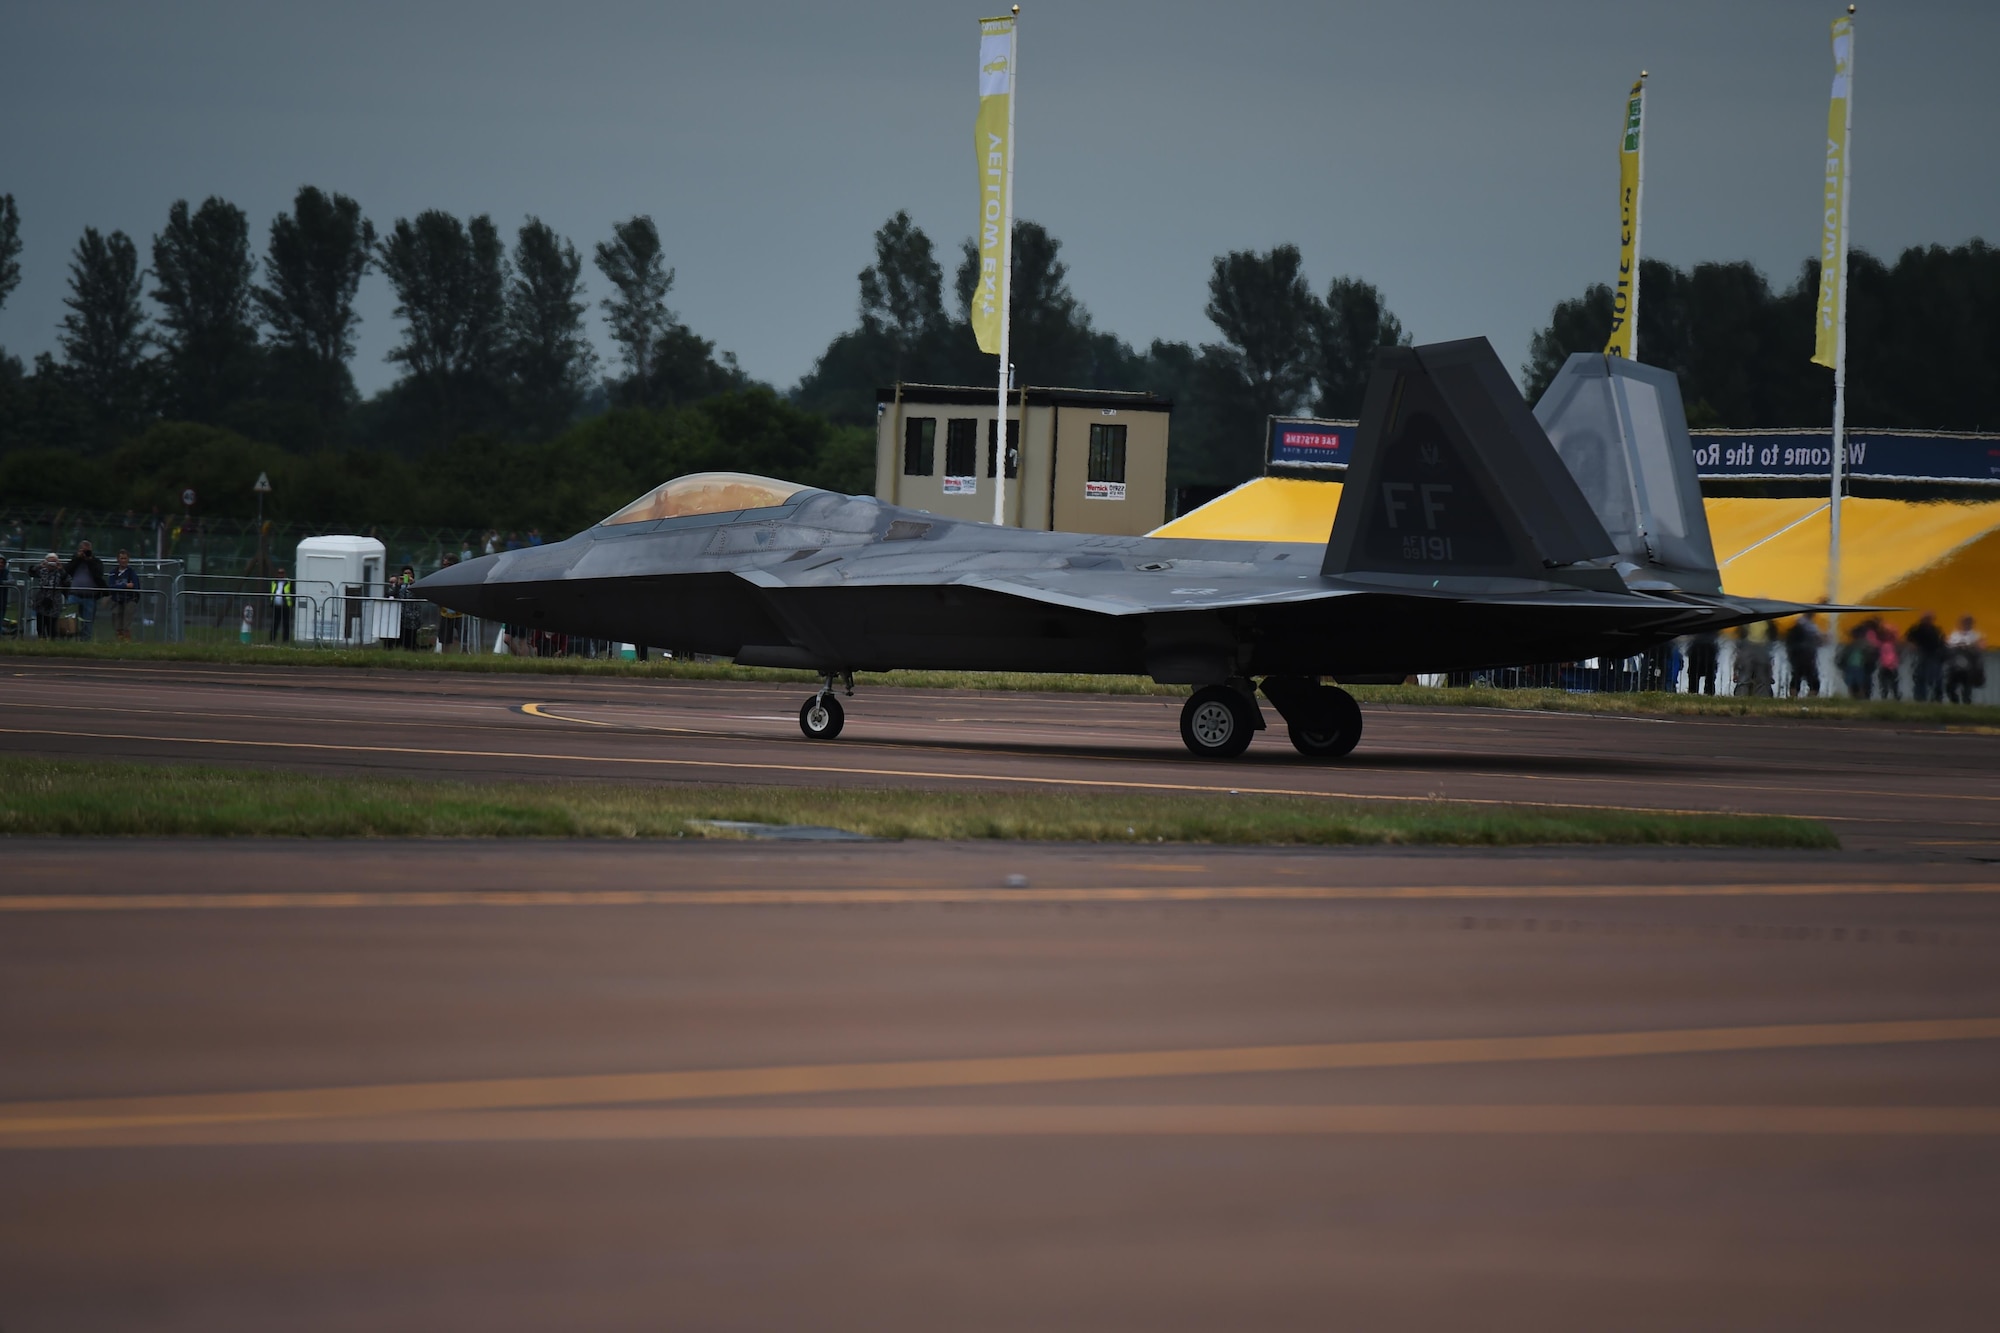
<box><xmin>1323</xmin><ymin>338</ymin><xmax>1621</xmax><ymax>588</ymax></box>
<box><xmin>1533</xmin><ymin>353</ymin><xmax>1721</xmax><ymax>593</ymax></box>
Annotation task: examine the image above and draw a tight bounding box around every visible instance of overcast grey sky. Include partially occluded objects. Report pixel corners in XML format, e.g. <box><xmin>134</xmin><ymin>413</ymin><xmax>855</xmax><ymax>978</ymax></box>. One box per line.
<box><xmin>1</xmin><ymin>1</ymin><xmax>1993</xmax><ymax>397</ymax></box>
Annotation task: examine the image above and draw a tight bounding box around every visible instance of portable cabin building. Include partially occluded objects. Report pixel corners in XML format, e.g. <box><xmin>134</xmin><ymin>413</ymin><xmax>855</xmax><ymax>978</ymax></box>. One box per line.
<box><xmin>292</xmin><ymin>535</ymin><xmax>390</xmax><ymax>645</ymax></box>
<box><xmin>873</xmin><ymin>384</ymin><xmax>1173</xmax><ymax>535</ymax></box>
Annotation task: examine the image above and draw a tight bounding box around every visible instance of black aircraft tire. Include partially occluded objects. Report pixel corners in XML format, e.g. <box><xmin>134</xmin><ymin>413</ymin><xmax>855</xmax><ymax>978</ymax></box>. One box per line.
<box><xmin>798</xmin><ymin>694</ymin><xmax>845</xmax><ymax>740</ymax></box>
<box><xmin>1286</xmin><ymin>686</ymin><xmax>1363</xmax><ymax>759</ymax></box>
<box><xmin>1179</xmin><ymin>686</ymin><xmax>1256</xmax><ymax>759</ymax></box>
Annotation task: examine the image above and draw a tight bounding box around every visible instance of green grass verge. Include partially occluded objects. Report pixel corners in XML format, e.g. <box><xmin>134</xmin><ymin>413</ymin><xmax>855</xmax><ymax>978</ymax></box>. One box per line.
<box><xmin>0</xmin><ymin>756</ymin><xmax>1835</xmax><ymax>849</ymax></box>
<box><xmin>5</xmin><ymin>639</ymin><xmax>1993</xmax><ymax>726</ymax></box>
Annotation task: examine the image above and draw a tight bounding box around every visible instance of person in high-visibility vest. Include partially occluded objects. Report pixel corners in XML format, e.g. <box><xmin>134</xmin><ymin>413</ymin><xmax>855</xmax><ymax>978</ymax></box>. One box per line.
<box><xmin>395</xmin><ymin>565</ymin><xmax>421</xmax><ymax>651</ymax></box>
<box><xmin>269</xmin><ymin>566</ymin><xmax>294</xmax><ymax>643</ymax></box>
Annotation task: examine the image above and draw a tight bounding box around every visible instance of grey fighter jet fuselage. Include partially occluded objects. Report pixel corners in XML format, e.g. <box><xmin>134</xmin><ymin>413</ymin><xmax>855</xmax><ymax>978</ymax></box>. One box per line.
<box><xmin>418</xmin><ymin>338</ymin><xmax>1819</xmax><ymax>758</ymax></box>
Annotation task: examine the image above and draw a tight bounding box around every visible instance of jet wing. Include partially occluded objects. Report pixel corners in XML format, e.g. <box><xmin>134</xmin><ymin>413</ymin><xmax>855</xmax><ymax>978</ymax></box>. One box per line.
<box><xmin>730</xmin><ymin>541</ymin><xmax>1362</xmax><ymax>617</ymax></box>
<box><xmin>956</xmin><ymin>571</ymin><xmax>1365</xmax><ymax>617</ymax></box>
<box><xmin>735</xmin><ymin>555</ymin><xmax>1746</xmax><ymax>620</ymax></box>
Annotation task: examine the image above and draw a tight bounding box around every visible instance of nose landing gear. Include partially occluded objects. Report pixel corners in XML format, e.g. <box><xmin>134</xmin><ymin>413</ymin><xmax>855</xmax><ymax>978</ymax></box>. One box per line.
<box><xmin>798</xmin><ymin>693</ymin><xmax>844</xmax><ymax>739</ymax></box>
<box><xmin>798</xmin><ymin>671</ymin><xmax>854</xmax><ymax>740</ymax></box>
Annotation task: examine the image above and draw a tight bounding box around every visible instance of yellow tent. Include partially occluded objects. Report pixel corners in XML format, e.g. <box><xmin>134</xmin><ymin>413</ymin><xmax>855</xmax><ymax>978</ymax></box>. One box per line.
<box><xmin>1153</xmin><ymin>477</ymin><xmax>2000</xmax><ymax>630</ymax></box>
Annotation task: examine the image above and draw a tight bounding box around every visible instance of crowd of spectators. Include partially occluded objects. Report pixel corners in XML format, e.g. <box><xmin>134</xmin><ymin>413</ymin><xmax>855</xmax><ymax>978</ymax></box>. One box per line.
<box><xmin>467</xmin><ymin>529</ymin><xmax>544</xmax><ymax>557</ymax></box>
<box><xmin>1832</xmin><ymin>613</ymin><xmax>1986</xmax><ymax>702</ymax></box>
<box><xmin>1677</xmin><ymin>611</ymin><xmax>1987</xmax><ymax>702</ymax></box>
<box><xmin>17</xmin><ymin>542</ymin><xmax>144</xmax><ymax>642</ymax></box>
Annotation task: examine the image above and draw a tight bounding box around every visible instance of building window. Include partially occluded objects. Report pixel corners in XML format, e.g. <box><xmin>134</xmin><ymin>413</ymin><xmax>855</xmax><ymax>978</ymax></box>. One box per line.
<box><xmin>945</xmin><ymin>418</ymin><xmax>979</xmax><ymax>478</ymax></box>
<box><xmin>903</xmin><ymin>417</ymin><xmax>935</xmax><ymax>476</ymax></box>
<box><xmin>1088</xmin><ymin>423</ymin><xmax>1127</xmax><ymax>483</ymax></box>
<box><xmin>987</xmin><ymin>418</ymin><xmax>1019</xmax><ymax>478</ymax></box>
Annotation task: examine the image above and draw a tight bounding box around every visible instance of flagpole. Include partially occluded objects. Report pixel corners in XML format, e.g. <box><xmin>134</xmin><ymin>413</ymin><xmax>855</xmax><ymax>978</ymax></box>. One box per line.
<box><xmin>1630</xmin><ymin>72</ymin><xmax>1647</xmax><ymax>362</ymax></box>
<box><xmin>1827</xmin><ymin>6</ymin><xmax>1855</xmax><ymax>609</ymax></box>
<box><xmin>992</xmin><ymin>5</ymin><xmax>1019</xmax><ymax>528</ymax></box>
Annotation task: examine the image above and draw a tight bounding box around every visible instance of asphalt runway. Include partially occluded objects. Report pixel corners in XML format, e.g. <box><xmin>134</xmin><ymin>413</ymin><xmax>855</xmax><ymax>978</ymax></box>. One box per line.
<box><xmin>4</xmin><ymin>659</ymin><xmax>2000</xmax><ymax>1329</ymax></box>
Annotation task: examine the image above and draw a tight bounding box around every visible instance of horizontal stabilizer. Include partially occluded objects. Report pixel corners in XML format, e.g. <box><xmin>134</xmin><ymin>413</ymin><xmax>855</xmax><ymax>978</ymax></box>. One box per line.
<box><xmin>1323</xmin><ymin>338</ymin><xmax>1622</xmax><ymax>588</ymax></box>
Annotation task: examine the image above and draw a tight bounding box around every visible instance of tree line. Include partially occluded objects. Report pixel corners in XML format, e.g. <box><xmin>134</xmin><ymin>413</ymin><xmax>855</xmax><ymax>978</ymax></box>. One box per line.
<box><xmin>0</xmin><ymin>392</ymin><xmax>869</xmax><ymax>540</ymax></box>
<box><xmin>793</xmin><ymin>214</ymin><xmax>2000</xmax><ymax>482</ymax></box>
<box><xmin>792</xmin><ymin>211</ymin><xmax>1409</xmax><ymax>486</ymax></box>
<box><xmin>1524</xmin><ymin>241</ymin><xmax>2000</xmax><ymax>432</ymax></box>
<box><xmin>2</xmin><ymin>184</ymin><xmax>1994</xmax><ymax>538</ymax></box>
<box><xmin>0</xmin><ymin>191</ymin><xmax>1414</xmax><ymax>509</ymax></box>
<box><xmin>0</xmin><ymin>188</ymin><xmax>745</xmax><ymax>459</ymax></box>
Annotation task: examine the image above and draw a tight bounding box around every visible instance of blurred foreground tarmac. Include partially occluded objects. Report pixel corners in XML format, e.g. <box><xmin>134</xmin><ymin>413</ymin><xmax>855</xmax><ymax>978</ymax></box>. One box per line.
<box><xmin>2</xmin><ymin>660</ymin><xmax>1998</xmax><ymax>1328</ymax></box>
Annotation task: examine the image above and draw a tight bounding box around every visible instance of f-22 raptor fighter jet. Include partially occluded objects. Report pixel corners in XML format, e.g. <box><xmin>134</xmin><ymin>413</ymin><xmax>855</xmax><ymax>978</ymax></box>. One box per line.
<box><xmin>418</xmin><ymin>337</ymin><xmax>1817</xmax><ymax>760</ymax></box>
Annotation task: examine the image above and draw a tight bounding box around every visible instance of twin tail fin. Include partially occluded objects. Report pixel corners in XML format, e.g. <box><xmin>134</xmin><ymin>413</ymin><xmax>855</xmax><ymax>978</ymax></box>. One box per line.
<box><xmin>1322</xmin><ymin>338</ymin><xmax>1623</xmax><ymax>590</ymax></box>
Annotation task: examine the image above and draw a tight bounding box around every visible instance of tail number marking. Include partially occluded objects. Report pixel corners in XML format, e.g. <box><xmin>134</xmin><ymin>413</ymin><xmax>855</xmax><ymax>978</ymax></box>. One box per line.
<box><xmin>1383</xmin><ymin>483</ymin><xmax>1456</xmax><ymax>560</ymax></box>
<box><xmin>1381</xmin><ymin>482</ymin><xmax>1453</xmax><ymax>530</ymax></box>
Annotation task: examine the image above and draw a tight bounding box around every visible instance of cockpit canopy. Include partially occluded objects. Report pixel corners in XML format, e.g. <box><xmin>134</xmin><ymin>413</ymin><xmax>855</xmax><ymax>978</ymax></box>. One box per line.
<box><xmin>599</xmin><ymin>472</ymin><xmax>811</xmax><ymax>526</ymax></box>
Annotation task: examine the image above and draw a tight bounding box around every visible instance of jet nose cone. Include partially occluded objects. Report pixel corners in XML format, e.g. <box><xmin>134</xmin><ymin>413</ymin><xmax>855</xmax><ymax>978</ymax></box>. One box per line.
<box><xmin>415</xmin><ymin>554</ymin><xmax>498</xmax><ymax>614</ymax></box>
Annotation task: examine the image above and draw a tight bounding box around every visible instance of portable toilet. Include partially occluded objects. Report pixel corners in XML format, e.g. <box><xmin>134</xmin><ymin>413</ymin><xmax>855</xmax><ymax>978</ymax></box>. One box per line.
<box><xmin>293</xmin><ymin>535</ymin><xmax>386</xmax><ymax>645</ymax></box>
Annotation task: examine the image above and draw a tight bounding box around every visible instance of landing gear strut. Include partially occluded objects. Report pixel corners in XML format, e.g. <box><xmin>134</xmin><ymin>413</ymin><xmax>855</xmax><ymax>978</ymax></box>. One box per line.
<box><xmin>798</xmin><ymin>671</ymin><xmax>853</xmax><ymax>740</ymax></box>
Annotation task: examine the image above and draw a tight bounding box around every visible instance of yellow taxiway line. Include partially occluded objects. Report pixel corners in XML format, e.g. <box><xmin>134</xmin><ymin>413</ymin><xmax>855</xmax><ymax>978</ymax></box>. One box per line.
<box><xmin>1</xmin><ymin>881</ymin><xmax>1995</xmax><ymax>914</ymax></box>
<box><xmin>18</xmin><ymin>1103</ymin><xmax>2000</xmax><ymax>1147</ymax></box>
<box><xmin>0</xmin><ymin>723</ymin><xmax>1877</xmax><ymax>823</ymax></box>
<box><xmin>520</xmin><ymin>701</ymin><xmax>605</xmax><ymax>723</ymax></box>
<box><xmin>6</xmin><ymin>1016</ymin><xmax>1998</xmax><ymax>1143</ymax></box>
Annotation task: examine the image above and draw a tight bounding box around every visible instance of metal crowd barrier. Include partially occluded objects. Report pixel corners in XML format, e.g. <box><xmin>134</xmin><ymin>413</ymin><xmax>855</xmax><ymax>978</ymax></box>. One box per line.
<box><xmin>0</xmin><ymin>567</ymin><xmax>616</xmax><ymax>660</ymax></box>
<box><xmin>4</xmin><ymin>556</ymin><xmax>185</xmax><ymax>644</ymax></box>
<box><xmin>5</xmin><ymin>584</ymin><xmax>175</xmax><ymax>644</ymax></box>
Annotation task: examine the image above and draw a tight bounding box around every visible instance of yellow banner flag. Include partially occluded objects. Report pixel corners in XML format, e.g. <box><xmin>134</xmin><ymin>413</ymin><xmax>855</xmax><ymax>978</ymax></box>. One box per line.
<box><xmin>1604</xmin><ymin>76</ymin><xmax>1645</xmax><ymax>360</ymax></box>
<box><xmin>972</xmin><ymin>15</ymin><xmax>1016</xmax><ymax>356</ymax></box>
<box><xmin>1813</xmin><ymin>15</ymin><xmax>1855</xmax><ymax>370</ymax></box>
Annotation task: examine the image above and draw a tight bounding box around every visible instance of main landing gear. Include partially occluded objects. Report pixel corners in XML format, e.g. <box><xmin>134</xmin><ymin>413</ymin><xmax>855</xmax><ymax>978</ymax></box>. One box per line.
<box><xmin>1179</xmin><ymin>683</ymin><xmax>1261</xmax><ymax>760</ymax></box>
<box><xmin>1177</xmin><ymin>677</ymin><xmax>1364</xmax><ymax>761</ymax></box>
<box><xmin>798</xmin><ymin>671</ymin><xmax>854</xmax><ymax>740</ymax></box>
<box><xmin>789</xmin><ymin>668</ymin><xmax>1359</xmax><ymax>759</ymax></box>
